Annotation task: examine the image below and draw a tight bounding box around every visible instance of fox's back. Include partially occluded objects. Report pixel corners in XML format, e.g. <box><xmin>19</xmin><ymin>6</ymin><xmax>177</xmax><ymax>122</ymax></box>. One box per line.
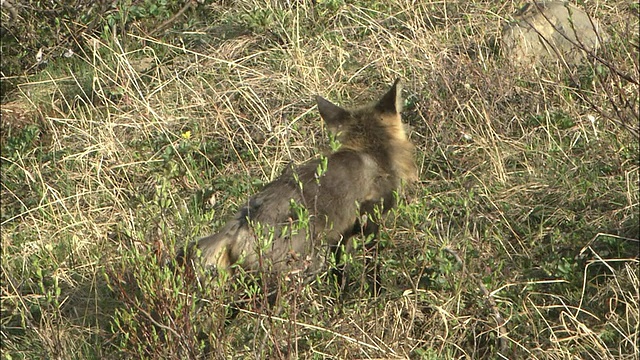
<box><xmin>228</xmin><ymin>149</ymin><xmax>384</xmax><ymax>270</ymax></box>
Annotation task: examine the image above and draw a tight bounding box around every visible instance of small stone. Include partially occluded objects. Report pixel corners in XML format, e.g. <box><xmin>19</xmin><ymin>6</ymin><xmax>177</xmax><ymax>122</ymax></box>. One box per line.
<box><xmin>501</xmin><ymin>1</ymin><xmax>609</xmax><ymax>67</ymax></box>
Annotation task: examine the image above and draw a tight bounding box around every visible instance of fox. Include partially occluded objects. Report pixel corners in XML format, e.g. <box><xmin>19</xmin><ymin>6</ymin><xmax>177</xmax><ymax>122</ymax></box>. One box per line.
<box><xmin>179</xmin><ymin>79</ymin><xmax>417</xmax><ymax>289</ymax></box>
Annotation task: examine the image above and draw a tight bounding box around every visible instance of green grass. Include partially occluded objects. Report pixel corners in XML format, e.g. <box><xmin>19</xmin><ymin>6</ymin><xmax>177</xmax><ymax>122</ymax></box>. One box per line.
<box><xmin>1</xmin><ymin>1</ymin><xmax>638</xmax><ymax>359</ymax></box>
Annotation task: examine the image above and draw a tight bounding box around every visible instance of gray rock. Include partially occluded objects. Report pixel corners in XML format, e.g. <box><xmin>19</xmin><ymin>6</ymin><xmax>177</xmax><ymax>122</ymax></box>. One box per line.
<box><xmin>501</xmin><ymin>1</ymin><xmax>609</xmax><ymax>67</ymax></box>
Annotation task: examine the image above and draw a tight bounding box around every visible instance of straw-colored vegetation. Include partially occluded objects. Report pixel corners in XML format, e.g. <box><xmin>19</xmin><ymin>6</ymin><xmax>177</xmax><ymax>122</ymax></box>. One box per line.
<box><xmin>1</xmin><ymin>1</ymin><xmax>638</xmax><ymax>358</ymax></box>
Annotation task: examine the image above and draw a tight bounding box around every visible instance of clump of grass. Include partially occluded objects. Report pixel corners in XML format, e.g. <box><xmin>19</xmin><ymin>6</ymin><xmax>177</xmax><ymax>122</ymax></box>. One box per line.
<box><xmin>1</xmin><ymin>0</ymin><xmax>638</xmax><ymax>359</ymax></box>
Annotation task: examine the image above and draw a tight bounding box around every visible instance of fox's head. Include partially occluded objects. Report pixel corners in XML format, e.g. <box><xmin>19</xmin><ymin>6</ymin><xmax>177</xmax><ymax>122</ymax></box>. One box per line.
<box><xmin>316</xmin><ymin>79</ymin><xmax>417</xmax><ymax>183</ymax></box>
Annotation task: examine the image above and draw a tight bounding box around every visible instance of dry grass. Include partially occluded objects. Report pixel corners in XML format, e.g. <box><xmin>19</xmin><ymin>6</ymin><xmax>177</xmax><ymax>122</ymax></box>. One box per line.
<box><xmin>1</xmin><ymin>1</ymin><xmax>638</xmax><ymax>359</ymax></box>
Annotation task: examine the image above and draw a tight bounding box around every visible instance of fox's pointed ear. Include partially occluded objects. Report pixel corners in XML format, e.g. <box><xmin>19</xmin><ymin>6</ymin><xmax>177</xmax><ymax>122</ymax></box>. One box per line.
<box><xmin>316</xmin><ymin>95</ymin><xmax>349</xmax><ymax>132</ymax></box>
<box><xmin>375</xmin><ymin>78</ymin><xmax>402</xmax><ymax>114</ymax></box>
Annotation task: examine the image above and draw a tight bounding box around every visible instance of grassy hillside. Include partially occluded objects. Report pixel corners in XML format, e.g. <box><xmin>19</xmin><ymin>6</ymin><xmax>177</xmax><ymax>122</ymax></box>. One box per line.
<box><xmin>1</xmin><ymin>1</ymin><xmax>638</xmax><ymax>359</ymax></box>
